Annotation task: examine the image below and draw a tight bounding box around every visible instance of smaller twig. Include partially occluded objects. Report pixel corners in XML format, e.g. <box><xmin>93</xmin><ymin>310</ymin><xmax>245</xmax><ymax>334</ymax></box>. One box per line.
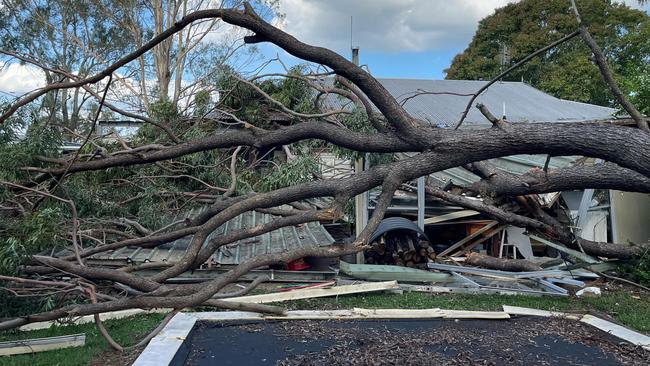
<box><xmin>455</xmin><ymin>30</ymin><xmax>580</xmax><ymax>129</ymax></box>
<box><xmin>224</xmin><ymin>146</ymin><xmax>243</xmax><ymax>198</ymax></box>
<box><xmin>125</xmin><ymin>309</ymin><xmax>179</xmax><ymax>350</ymax></box>
<box><xmin>569</xmin><ymin>0</ymin><xmax>649</xmax><ymax>131</ymax></box>
<box><xmin>592</xmin><ymin>271</ymin><xmax>650</xmax><ymax>292</ymax></box>
<box><xmin>148</xmin><ymin>220</ymin><xmax>188</xmax><ymax>236</ymax></box>
<box><xmin>212</xmin><ymin>275</ymin><xmax>269</xmax><ymax>299</ymax></box>
<box><xmin>543</xmin><ymin>155</ymin><xmax>552</xmax><ymax>175</ymax></box>
<box><xmin>476</xmin><ymin>103</ymin><xmax>508</xmax><ymax>129</ymax></box>
<box><xmin>85</xmin><ymin>285</ymin><xmax>124</xmax><ymax>351</ymax></box>
<box><xmin>234</xmin><ymin>75</ymin><xmax>352</xmax><ymax>120</ymax></box>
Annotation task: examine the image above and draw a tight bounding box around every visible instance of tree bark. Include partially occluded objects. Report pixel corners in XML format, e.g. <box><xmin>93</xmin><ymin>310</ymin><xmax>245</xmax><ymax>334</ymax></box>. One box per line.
<box><xmin>466</xmin><ymin>252</ymin><xmax>543</xmax><ymax>272</ymax></box>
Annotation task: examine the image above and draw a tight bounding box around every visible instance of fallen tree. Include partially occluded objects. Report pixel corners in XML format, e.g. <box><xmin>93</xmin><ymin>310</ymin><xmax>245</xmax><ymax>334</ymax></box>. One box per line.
<box><xmin>0</xmin><ymin>0</ymin><xmax>648</xmax><ymax>350</ymax></box>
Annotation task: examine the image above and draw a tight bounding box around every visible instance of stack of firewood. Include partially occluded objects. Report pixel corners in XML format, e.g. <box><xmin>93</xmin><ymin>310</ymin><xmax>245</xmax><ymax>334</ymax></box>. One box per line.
<box><xmin>365</xmin><ymin>231</ymin><xmax>435</xmax><ymax>267</ymax></box>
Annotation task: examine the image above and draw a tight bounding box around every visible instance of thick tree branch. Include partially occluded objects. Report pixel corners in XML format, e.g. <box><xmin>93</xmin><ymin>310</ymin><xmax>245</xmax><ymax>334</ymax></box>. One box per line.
<box><xmin>465</xmin><ymin>161</ymin><xmax>650</xmax><ymax>196</ymax></box>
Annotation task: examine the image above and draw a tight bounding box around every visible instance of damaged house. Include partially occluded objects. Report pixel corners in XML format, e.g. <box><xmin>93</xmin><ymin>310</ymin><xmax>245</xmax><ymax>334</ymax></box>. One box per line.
<box><xmin>323</xmin><ymin>79</ymin><xmax>650</xmax><ymax>265</ymax></box>
<box><xmin>54</xmin><ymin>78</ymin><xmax>649</xmax><ymax>286</ymax></box>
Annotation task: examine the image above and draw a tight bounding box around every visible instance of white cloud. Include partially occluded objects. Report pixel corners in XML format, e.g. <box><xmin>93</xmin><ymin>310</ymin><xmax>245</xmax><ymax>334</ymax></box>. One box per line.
<box><xmin>0</xmin><ymin>63</ymin><xmax>45</xmax><ymax>95</ymax></box>
<box><xmin>275</xmin><ymin>0</ymin><xmax>648</xmax><ymax>55</ymax></box>
<box><xmin>276</xmin><ymin>0</ymin><xmax>516</xmax><ymax>53</ymax></box>
<box><xmin>620</xmin><ymin>0</ymin><xmax>650</xmax><ymax>11</ymax></box>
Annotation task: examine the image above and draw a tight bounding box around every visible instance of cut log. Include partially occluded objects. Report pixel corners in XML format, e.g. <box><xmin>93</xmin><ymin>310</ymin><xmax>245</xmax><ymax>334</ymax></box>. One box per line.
<box><xmin>466</xmin><ymin>252</ymin><xmax>542</xmax><ymax>272</ymax></box>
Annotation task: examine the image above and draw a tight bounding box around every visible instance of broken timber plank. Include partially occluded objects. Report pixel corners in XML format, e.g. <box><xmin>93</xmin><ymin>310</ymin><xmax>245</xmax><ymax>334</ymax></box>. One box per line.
<box><xmin>438</xmin><ymin>221</ymin><xmax>499</xmax><ymax>257</ymax></box>
<box><xmin>422</xmin><ymin>210</ymin><xmax>480</xmax><ymax>225</ymax></box>
<box><xmin>450</xmin><ymin>225</ymin><xmax>506</xmax><ymax>256</ymax></box>
<box><xmin>180</xmin><ymin>309</ymin><xmax>509</xmax><ymax>321</ymax></box>
<box><xmin>351</xmin><ymin>308</ymin><xmax>444</xmax><ymax>318</ymax></box>
<box><xmin>502</xmin><ymin>305</ymin><xmax>650</xmax><ymax>350</ymax></box>
<box><xmin>0</xmin><ymin>334</ymin><xmax>85</xmax><ymax>356</ymax></box>
<box><xmin>351</xmin><ymin>308</ymin><xmax>510</xmax><ymax>320</ymax></box>
<box><xmin>580</xmin><ymin>315</ymin><xmax>650</xmax><ymax>349</ymax></box>
<box><xmin>223</xmin><ymin>281</ymin><xmax>399</xmax><ymax>304</ymax></box>
<box><xmin>502</xmin><ymin>305</ymin><xmax>582</xmax><ymax>319</ymax></box>
<box><xmin>439</xmin><ymin>310</ymin><xmax>510</xmax><ymax>319</ymax></box>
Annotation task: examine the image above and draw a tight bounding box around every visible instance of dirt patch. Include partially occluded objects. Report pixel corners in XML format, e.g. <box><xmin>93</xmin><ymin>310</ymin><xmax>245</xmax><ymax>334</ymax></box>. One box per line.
<box><xmin>180</xmin><ymin>317</ymin><xmax>650</xmax><ymax>366</ymax></box>
<box><xmin>89</xmin><ymin>346</ymin><xmax>143</xmax><ymax>366</ymax></box>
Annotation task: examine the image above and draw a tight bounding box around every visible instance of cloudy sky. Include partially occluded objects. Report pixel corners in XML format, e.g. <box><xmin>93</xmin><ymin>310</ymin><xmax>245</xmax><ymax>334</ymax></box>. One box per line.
<box><xmin>1</xmin><ymin>0</ymin><xmax>648</xmax><ymax>96</ymax></box>
<box><xmin>266</xmin><ymin>0</ymin><xmax>517</xmax><ymax>78</ymax></box>
<box><xmin>264</xmin><ymin>0</ymin><xmax>649</xmax><ymax>78</ymax></box>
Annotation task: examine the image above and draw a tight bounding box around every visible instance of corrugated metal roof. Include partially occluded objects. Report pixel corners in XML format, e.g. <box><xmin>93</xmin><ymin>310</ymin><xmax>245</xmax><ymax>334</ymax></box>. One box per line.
<box><xmin>428</xmin><ymin>155</ymin><xmax>578</xmax><ymax>187</ymax></box>
<box><xmin>89</xmin><ymin>209</ymin><xmax>335</xmax><ymax>266</ymax></box>
<box><xmin>324</xmin><ymin>79</ymin><xmax>616</xmax><ymax>128</ymax></box>
<box><xmin>393</xmin><ymin>153</ymin><xmax>578</xmax><ymax>189</ymax></box>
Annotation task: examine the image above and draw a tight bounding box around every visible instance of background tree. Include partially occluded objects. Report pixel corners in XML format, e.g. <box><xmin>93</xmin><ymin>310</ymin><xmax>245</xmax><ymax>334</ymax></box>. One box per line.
<box><xmin>93</xmin><ymin>0</ymin><xmax>280</xmax><ymax>115</ymax></box>
<box><xmin>0</xmin><ymin>0</ymin><xmax>132</xmax><ymax>132</ymax></box>
<box><xmin>445</xmin><ymin>0</ymin><xmax>650</xmax><ymax>114</ymax></box>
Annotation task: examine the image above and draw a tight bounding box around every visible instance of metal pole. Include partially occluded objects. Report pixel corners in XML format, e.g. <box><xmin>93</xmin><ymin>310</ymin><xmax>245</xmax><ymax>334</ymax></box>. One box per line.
<box><xmin>417</xmin><ymin>176</ymin><xmax>425</xmax><ymax>230</ymax></box>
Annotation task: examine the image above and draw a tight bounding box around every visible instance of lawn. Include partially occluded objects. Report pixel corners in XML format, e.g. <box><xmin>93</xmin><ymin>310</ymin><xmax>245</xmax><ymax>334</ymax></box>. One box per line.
<box><xmin>0</xmin><ymin>313</ymin><xmax>167</xmax><ymax>366</ymax></box>
<box><xmin>0</xmin><ymin>290</ymin><xmax>648</xmax><ymax>366</ymax></box>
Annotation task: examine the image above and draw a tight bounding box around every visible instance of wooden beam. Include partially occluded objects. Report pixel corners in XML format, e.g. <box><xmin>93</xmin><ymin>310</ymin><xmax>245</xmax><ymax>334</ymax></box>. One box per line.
<box><xmin>223</xmin><ymin>281</ymin><xmax>399</xmax><ymax>304</ymax></box>
<box><xmin>450</xmin><ymin>224</ymin><xmax>505</xmax><ymax>256</ymax></box>
<box><xmin>501</xmin><ymin>305</ymin><xmax>581</xmax><ymax>320</ymax></box>
<box><xmin>422</xmin><ymin>210</ymin><xmax>480</xmax><ymax>225</ymax></box>
<box><xmin>438</xmin><ymin>221</ymin><xmax>498</xmax><ymax>257</ymax></box>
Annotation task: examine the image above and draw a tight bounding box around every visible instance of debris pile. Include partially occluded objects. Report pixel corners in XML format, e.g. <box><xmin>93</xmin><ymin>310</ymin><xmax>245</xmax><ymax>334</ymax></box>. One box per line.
<box><xmin>366</xmin><ymin>231</ymin><xmax>435</xmax><ymax>267</ymax></box>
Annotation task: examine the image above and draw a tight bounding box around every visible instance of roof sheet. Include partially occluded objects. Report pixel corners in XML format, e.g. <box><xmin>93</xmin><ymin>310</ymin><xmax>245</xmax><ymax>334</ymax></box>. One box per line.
<box><xmin>428</xmin><ymin>155</ymin><xmax>578</xmax><ymax>187</ymax></box>
<box><xmin>393</xmin><ymin>153</ymin><xmax>578</xmax><ymax>189</ymax></box>
<box><xmin>324</xmin><ymin>79</ymin><xmax>616</xmax><ymax>128</ymax></box>
<box><xmin>89</xmin><ymin>209</ymin><xmax>335</xmax><ymax>266</ymax></box>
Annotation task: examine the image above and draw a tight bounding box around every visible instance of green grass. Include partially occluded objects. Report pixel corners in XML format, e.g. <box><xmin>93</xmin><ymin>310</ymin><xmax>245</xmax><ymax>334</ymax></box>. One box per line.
<box><xmin>0</xmin><ymin>313</ymin><xmax>167</xmax><ymax>366</ymax></box>
<box><xmin>0</xmin><ymin>291</ymin><xmax>648</xmax><ymax>365</ymax></box>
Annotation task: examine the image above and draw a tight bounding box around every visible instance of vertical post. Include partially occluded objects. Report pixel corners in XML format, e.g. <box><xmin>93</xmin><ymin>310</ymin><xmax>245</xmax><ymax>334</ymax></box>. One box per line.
<box><xmin>609</xmin><ymin>189</ymin><xmax>618</xmax><ymax>243</ymax></box>
<box><xmin>417</xmin><ymin>176</ymin><xmax>425</xmax><ymax>230</ymax></box>
<box><xmin>363</xmin><ymin>153</ymin><xmax>369</xmax><ymax>229</ymax></box>
<box><xmin>576</xmin><ymin>188</ymin><xmax>594</xmax><ymax>235</ymax></box>
<box><xmin>350</xmin><ymin>45</ymin><xmax>365</xmax><ymax>264</ymax></box>
<box><xmin>354</xmin><ymin>158</ymin><xmax>365</xmax><ymax>264</ymax></box>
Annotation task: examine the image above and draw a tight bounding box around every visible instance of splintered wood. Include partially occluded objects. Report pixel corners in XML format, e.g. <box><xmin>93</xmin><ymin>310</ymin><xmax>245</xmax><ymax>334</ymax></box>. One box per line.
<box><xmin>223</xmin><ymin>281</ymin><xmax>399</xmax><ymax>304</ymax></box>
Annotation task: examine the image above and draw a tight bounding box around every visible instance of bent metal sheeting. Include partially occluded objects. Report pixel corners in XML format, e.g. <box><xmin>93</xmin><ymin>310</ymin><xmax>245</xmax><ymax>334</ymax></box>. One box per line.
<box><xmin>86</xmin><ymin>209</ymin><xmax>335</xmax><ymax>266</ymax></box>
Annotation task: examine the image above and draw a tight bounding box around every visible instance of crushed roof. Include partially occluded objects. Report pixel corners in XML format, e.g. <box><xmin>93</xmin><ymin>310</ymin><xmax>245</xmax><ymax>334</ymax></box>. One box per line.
<box><xmin>87</xmin><ymin>209</ymin><xmax>335</xmax><ymax>266</ymax></box>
